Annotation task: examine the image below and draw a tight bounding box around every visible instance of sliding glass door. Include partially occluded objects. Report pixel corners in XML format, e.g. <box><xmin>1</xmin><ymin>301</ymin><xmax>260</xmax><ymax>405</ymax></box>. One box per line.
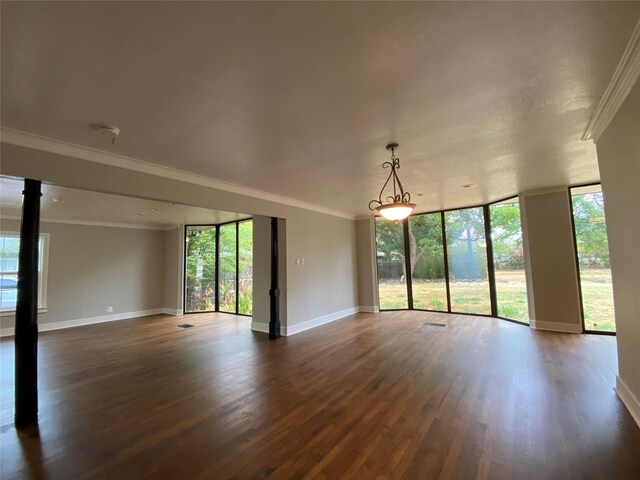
<box><xmin>184</xmin><ymin>219</ymin><xmax>253</xmax><ymax>316</ymax></box>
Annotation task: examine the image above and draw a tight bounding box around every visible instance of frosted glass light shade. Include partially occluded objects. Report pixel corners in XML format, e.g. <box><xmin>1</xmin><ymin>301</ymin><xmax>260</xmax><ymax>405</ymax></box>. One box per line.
<box><xmin>377</xmin><ymin>202</ymin><xmax>416</xmax><ymax>220</ymax></box>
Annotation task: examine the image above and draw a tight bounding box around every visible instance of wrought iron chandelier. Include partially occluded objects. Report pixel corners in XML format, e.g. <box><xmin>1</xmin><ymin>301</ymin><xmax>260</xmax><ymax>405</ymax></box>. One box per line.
<box><xmin>368</xmin><ymin>143</ymin><xmax>416</xmax><ymax>221</ymax></box>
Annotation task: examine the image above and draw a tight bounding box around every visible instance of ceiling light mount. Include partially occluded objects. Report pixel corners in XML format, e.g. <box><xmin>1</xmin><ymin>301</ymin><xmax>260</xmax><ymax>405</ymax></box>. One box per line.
<box><xmin>369</xmin><ymin>143</ymin><xmax>416</xmax><ymax>221</ymax></box>
<box><xmin>99</xmin><ymin>125</ymin><xmax>120</xmax><ymax>145</ymax></box>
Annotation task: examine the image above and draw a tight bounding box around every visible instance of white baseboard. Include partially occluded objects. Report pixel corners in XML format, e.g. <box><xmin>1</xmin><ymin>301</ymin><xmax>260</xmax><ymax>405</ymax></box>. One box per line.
<box><xmin>616</xmin><ymin>376</ymin><xmax>640</xmax><ymax>428</ymax></box>
<box><xmin>163</xmin><ymin>308</ymin><xmax>183</xmax><ymax>316</ymax></box>
<box><xmin>251</xmin><ymin>321</ymin><xmax>270</xmax><ymax>334</ymax></box>
<box><xmin>530</xmin><ymin>320</ymin><xmax>582</xmax><ymax>334</ymax></box>
<box><xmin>282</xmin><ymin>306</ymin><xmax>359</xmax><ymax>336</ymax></box>
<box><xmin>0</xmin><ymin>308</ymin><xmax>166</xmax><ymax>337</ymax></box>
<box><xmin>359</xmin><ymin>305</ymin><xmax>380</xmax><ymax>313</ymax></box>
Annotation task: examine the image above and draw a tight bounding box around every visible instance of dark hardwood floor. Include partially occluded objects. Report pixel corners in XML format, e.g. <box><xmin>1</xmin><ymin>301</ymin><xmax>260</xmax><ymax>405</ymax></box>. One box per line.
<box><xmin>1</xmin><ymin>311</ymin><xmax>639</xmax><ymax>479</ymax></box>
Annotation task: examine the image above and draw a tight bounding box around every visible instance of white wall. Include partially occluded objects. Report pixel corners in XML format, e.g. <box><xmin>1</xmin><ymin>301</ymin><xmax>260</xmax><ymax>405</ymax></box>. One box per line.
<box><xmin>355</xmin><ymin>217</ymin><xmax>378</xmax><ymax>312</ymax></box>
<box><xmin>163</xmin><ymin>227</ymin><xmax>183</xmax><ymax>315</ymax></box>
<box><xmin>0</xmin><ymin>219</ymin><xmax>167</xmax><ymax>333</ymax></box>
<box><xmin>0</xmin><ymin>145</ymin><xmax>360</xmax><ymax>333</ymax></box>
<box><xmin>519</xmin><ymin>189</ymin><xmax>583</xmax><ymax>333</ymax></box>
<box><xmin>596</xmin><ymin>77</ymin><xmax>640</xmax><ymax>425</ymax></box>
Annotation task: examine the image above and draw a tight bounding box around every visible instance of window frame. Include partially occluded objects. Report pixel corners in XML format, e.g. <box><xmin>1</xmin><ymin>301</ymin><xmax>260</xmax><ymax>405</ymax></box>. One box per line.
<box><xmin>568</xmin><ymin>182</ymin><xmax>615</xmax><ymax>336</ymax></box>
<box><xmin>0</xmin><ymin>231</ymin><xmax>50</xmax><ymax>316</ymax></box>
<box><xmin>183</xmin><ymin>219</ymin><xmax>252</xmax><ymax>317</ymax></box>
<box><xmin>374</xmin><ymin>196</ymin><xmax>530</xmax><ymax>326</ymax></box>
<box><xmin>486</xmin><ymin>196</ymin><xmax>530</xmax><ymax>325</ymax></box>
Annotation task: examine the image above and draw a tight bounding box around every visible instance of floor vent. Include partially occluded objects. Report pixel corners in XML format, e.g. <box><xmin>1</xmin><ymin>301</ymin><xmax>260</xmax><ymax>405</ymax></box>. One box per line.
<box><xmin>424</xmin><ymin>322</ymin><xmax>446</xmax><ymax>327</ymax></box>
<box><xmin>177</xmin><ymin>324</ymin><xmax>194</xmax><ymax>329</ymax></box>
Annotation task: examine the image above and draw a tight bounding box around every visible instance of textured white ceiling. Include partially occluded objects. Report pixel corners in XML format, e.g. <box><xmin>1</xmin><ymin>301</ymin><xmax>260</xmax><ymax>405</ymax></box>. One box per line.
<box><xmin>1</xmin><ymin>2</ymin><xmax>638</xmax><ymax>216</ymax></box>
<box><xmin>0</xmin><ymin>177</ymin><xmax>247</xmax><ymax>229</ymax></box>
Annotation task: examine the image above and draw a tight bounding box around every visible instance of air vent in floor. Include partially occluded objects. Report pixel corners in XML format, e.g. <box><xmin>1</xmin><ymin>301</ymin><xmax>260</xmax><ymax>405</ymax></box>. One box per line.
<box><xmin>424</xmin><ymin>322</ymin><xmax>446</xmax><ymax>327</ymax></box>
<box><xmin>177</xmin><ymin>324</ymin><xmax>194</xmax><ymax>329</ymax></box>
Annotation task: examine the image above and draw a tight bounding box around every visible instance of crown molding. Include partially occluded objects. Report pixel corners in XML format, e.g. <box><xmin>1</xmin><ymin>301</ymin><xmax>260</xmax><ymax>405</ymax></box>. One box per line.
<box><xmin>0</xmin><ymin>215</ymin><xmax>173</xmax><ymax>231</ymax></box>
<box><xmin>583</xmin><ymin>17</ymin><xmax>640</xmax><ymax>142</ymax></box>
<box><xmin>0</xmin><ymin>127</ymin><xmax>356</xmax><ymax>220</ymax></box>
<box><xmin>519</xmin><ymin>185</ymin><xmax>569</xmax><ymax>198</ymax></box>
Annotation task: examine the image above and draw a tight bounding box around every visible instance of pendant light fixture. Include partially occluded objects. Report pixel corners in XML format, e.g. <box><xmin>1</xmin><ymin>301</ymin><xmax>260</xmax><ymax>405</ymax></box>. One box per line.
<box><xmin>368</xmin><ymin>143</ymin><xmax>416</xmax><ymax>221</ymax></box>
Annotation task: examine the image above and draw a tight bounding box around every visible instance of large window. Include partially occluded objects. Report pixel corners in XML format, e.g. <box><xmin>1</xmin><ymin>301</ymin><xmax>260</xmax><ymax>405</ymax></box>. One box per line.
<box><xmin>375</xmin><ymin>218</ymin><xmax>408</xmax><ymax>310</ymax></box>
<box><xmin>238</xmin><ymin>220</ymin><xmax>253</xmax><ymax>315</ymax></box>
<box><xmin>409</xmin><ymin>213</ymin><xmax>447</xmax><ymax>311</ymax></box>
<box><xmin>489</xmin><ymin>198</ymin><xmax>529</xmax><ymax>323</ymax></box>
<box><xmin>571</xmin><ymin>185</ymin><xmax>615</xmax><ymax>333</ymax></box>
<box><xmin>444</xmin><ymin>207</ymin><xmax>491</xmax><ymax>315</ymax></box>
<box><xmin>0</xmin><ymin>233</ymin><xmax>49</xmax><ymax>312</ymax></box>
<box><xmin>218</xmin><ymin>223</ymin><xmax>237</xmax><ymax>313</ymax></box>
<box><xmin>184</xmin><ymin>220</ymin><xmax>252</xmax><ymax>316</ymax></box>
<box><xmin>374</xmin><ymin>200</ymin><xmax>528</xmax><ymax>322</ymax></box>
<box><xmin>185</xmin><ymin>226</ymin><xmax>217</xmax><ymax>313</ymax></box>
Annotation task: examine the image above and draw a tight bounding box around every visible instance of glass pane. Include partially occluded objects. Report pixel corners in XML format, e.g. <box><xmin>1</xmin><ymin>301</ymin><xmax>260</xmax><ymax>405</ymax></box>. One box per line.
<box><xmin>375</xmin><ymin>218</ymin><xmax>408</xmax><ymax>309</ymax></box>
<box><xmin>489</xmin><ymin>198</ymin><xmax>529</xmax><ymax>323</ymax></box>
<box><xmin>185</xmin><ymin>226</ymin><xmax>217</xmax><ymax>313</ymax></box>
<box><xmin>238</xmin><ymin>220</ymin><xmax>253</xmax><ymax>315</ymax></box>
<box><xmin>219</xmin><ymin>223</ymin><xmax>237</xmax><ymax>313</ymax></box>
<box><xmin>0</xmin><ymin>235</ymin><xmax>46</xmax><ymax>310</ymax></box>
<box><xmin>409</xmin><ymin>213</ymin><xmax>447</xmax><ymax>311</ymax></box>
<box><xmin>571</xmin><ymin>185</ymin><xmax>615</xmax><ymax>332</ymax></box>
<box><xmin>1</xmin><ymin>236</ymin><xmax>20</xmax><ymax>273</ymax></box>
<box><xmin>444</xmin><ymin>208</ymin><xmax>491</xmax><ymax>314</ymax></box>
<box><xmin>0</xmin><ymin>274</ymin><xmax>18</xmax><ymax>310</ymax></box>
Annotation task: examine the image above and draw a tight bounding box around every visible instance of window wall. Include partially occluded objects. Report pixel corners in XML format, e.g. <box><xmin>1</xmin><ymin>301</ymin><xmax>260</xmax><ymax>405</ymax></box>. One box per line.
<box><xmin>570</xmin><ymin>185</ymin><xmax>615</xmax><ymax>333</ymax></box>
<box><xmin>375</xmin><ymin>198</ymin><xmax>529</xmax><ymax>323</ymax></box>
<box><xmin>184</xmin><ymin>219</ymin><xmax>253</xmax><ymax>316</ymax></box>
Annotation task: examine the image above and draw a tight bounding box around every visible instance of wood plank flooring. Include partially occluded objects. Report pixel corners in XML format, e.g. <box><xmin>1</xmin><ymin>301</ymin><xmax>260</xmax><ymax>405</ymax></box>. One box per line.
<box><xmin>1</xmin><ymin>311</ymin><xmax>639</xmax><ymax>479</ymax></box>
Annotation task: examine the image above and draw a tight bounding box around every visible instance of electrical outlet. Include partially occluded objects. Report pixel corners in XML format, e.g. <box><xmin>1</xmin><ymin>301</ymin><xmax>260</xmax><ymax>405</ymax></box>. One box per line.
<box><xmin>107</xmin><ymin>306</ymin><xmax>113</xmax><ymax>313</ymax></box>
<box><xmin>301</xmin><ymin>258</ymin><xmax>305</xmax><ymax>265</ymax></box>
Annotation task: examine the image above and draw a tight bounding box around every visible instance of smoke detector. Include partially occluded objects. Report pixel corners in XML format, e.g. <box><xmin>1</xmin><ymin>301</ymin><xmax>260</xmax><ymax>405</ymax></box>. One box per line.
<box><xmin>100</xmin><ymin>126</ymin><xmax>120</xmax><ymax>144</ymax></box>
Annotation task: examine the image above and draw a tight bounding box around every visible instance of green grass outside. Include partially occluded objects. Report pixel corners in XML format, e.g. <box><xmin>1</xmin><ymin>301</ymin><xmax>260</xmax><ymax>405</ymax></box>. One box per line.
<box><xmin>378</xmin><ymin>269</ymin><xmax>615</xmax><ymax>332</ymax></box>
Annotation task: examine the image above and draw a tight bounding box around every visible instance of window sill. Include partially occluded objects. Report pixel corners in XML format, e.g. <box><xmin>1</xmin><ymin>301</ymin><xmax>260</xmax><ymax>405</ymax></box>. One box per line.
<box><xmin>0</xmin><ymin>307</ymin><xmax>48</xmax><ymax>317</ymax></box>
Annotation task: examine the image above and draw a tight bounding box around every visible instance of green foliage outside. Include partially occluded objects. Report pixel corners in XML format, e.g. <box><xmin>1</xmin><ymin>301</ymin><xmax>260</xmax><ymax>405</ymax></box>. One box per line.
<box><xmin>186</xmin><ymin>220</ymin><xmax>253</xmax><ymax>315</ymax></box>
<box><xmin>489</xmin><ymin>203</ymin><xmax>525</xmax><ymax>269</ymax></box>
<box><xmin>219</xmin><ymin>224</ymin><xmax>237</xmax><ymax>312</ymax></box>
<box><xmin>571</xmin><ymin>193</ymin><xmax>610</xmax><ymax>268</ymax></box>
<box><xmin>571</xmin><ymin>191</ymin><xmax>614</xmax><ymax>332</ymax></box>
<box><xmin>410</xmin><ymin>214</ymin><xmax>445</xmax><ymax>280</ymax></box>
<box><xmin>376</xmin><ymin>192</ymin><xmax>615</xmax><ymax>330</ymax></box>
<box><xmin>238</xmin><ymin>220</ymin><xmax>253</xmax><ymax>315</ymax></box>
<box><xmin>186</xmin><ymin>227</ymin><xmax>216</xmax><ymax>312</ymax></box>
<box><xmin>444</xmin><ymin>208</ymin><xmax>487</xmax><ymax>281</ymax></box>
<box><xmin>379</xmin><ymin>269</ymin><xmax>614</xmax><ymax>330</ymax></box>
<box><xmin>376</xmin><ymin>203</ymin><xmax>528</xmax><ymax>320</ymax></box>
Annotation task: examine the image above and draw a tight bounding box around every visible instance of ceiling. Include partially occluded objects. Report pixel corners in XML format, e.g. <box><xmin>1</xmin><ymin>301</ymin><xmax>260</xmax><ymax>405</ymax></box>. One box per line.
<box><xmin>0</xmin><ymin>177</ymin><xmax>248</xmax><ymax>229</ymax></box>
<box><xmin>1</xmin><ymin>2</ymin><xmax>638</xmax><ymax>217</ymax></box>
